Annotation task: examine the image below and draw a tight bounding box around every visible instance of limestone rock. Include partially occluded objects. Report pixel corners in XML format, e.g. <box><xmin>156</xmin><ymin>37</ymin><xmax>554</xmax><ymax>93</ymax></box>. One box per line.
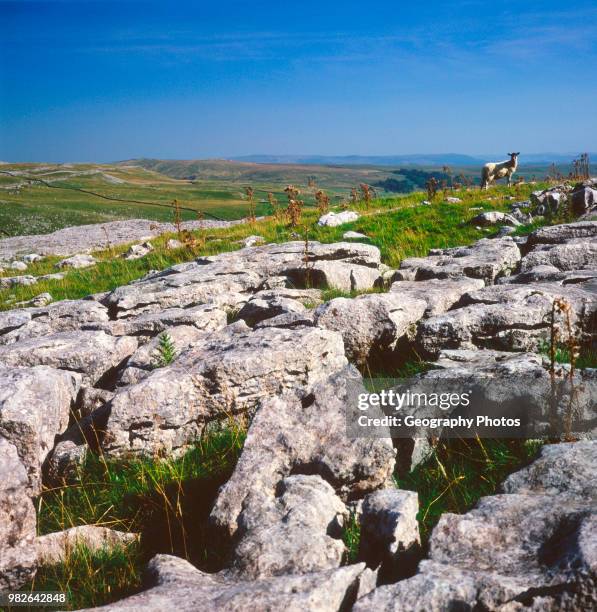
<box><xmin>101</xmin><ymin>323</ymin><xmax>348</xmax><ymax>457</ymax></box>
<box><xmin>231</xmin><ymin>475</ymin><xmax>348</xmax><ymax>578</ymax></box>
<box><xmin>521</xmin><ymin>238</ymin><xmax>597</xmax><ymax>272</ymax></box>
<box><xmin>9</xmin><ymin>260</ymin><xmax>28</xmax><ymax>271</ymax></box>
<box><xmin>399</xmin><ymin>237</ymin><xmax>521</xmax><ymax>285</ymax></box>
<box><xmin>344</xmin><ymin>231</ymin><xmax>368</xmax><ymax>239</ymax></box>
<box><xmin>315</xmin><ymin>293</ymin><xmax>427</xmax><ymax>364</ymax></box>
<box><xmin>389</xmin><ymin>277</ymin><xmax>484</xmax><ymax>317</ymax></box>
<box><xmin>470</xmin><ymin>211</ymin><xmax>521</xmax><ymax>227</ymax></box>
<box><xmin>0</xmin><ymin>331</ymin><xmax>138</xmax><ymax>386</ymax></box>
<box><xmin>36</xmin><ymin>526</ymin><xmax>139</xmax><ymax>566</ymax></box>
<box><xmin>0</xmin><ymin>365</ymin><xmax>80</xmax><ymax>493</ymax></box>
<box><xmin>14</xmin><ymin>292</ymin><xmax>53</xmax><ymax>308</ymax></box>
<box><xmin>317</xmin><ymin>211</ymin><xmax>359</xmax><ymax>226</ymax></box>
<box><xmin>0</xmin><ymin>437</ymin><xmax>37</xmax><ymax>590</ymax></box>
<box><xmin>79</xmin><ymin>554</ymin><xmax>371</xmax><ymax>612</ymax></box>
<box><xmin>211</xmin><ymin>366</ymin><xmax>396</xmax><ymax>538</ymax></box>
<box><xmin>123</xmin><ymin>241</ymin><xmax>154</xmax><ymax>260</ymax></box>
<box><xmin>56</xmin><ymin>253</ymin><xmax>97</xmax><ymax>269</ymax></box>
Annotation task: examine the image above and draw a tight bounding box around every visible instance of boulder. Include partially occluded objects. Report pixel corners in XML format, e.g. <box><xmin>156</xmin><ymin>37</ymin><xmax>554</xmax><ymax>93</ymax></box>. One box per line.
<box><xmin>389</xmin><ymin>277</ymin><xmax>484</xmax><ymax>317</ymax></box>
<box><xmin>0</xmin><ymin>365</ymin><xmax>80</xmax><ymax>493</ymax></box>
<box><xmin>469</xmin><ymin>211</ymin><xmax>520</xmax><ymax>227</ymax></box>
<box><xmin>122</xmin><ymin>241</ymin><xmax>154</xmax><ymax>260</ymax></box>
<box><xmin>231</xmin><ymin>475</ymin><xmax>348</xmax><ymax>578</ymax></box>
<box><xmin>36</xmin><ymin>526</ymin><xmax>139</xmax><ymax>566</ymax></box>
<box><xmin>416</xmin><ymin>282</ymin><xmax>597</xmax><ymax>356</ymax></box>
<box><xmin>56</xmin><ymin>254</ymin><xmax>97</xmax><ymax>269</ymax></box>
<box><xmin>355</xmin><ymin>440</ymin><xmax>597</xmax><ymax>611</ymax></box>
<box><xmin>22</xmin><ymin>253</ymin><xmax>42</xmax><ymax>263</ymax></box>
<box><xmin>530</xmin><ymin>184</ymin><xmax>571</xmax><ymax>214</ymax></box>
<box><xmin>0</xmin><ymin>274</ymin><xmax>37</xmax><ymax>289</ymax></box>
<box><xmin>78</xmin><ymin>554</ymin><xmax>371</xmax><ymax>612</ymax></box>
<box><xmin>571</xmin><ymin>182</ymin><xmax>597</xmax><ymax>216</ymax></box>
<box><xmin>498</xmin><ymin>265</ymin><xmax>597</xmax><ymax>285</ymax></box>
<box><xmin>14</xmin><ymin>292</ymin><xmax>53</xmax><ymax>308</ymax></box>
<box><xmin>398</xmin><ymin>237</ymin><xmax>521</xmax><ymax>285</ymax></box>
<box><xmin>359</xmin><ymin>489</ymin><xmax>420</xmax><ymax>576</ymax></box>
<box><xmin>527</xmin><ymin>221</ymin><xmax>597</xmax><ymax>246</ymax></box>
<box><xmin>211</xmin><ymin>366</ymin><xmax>396</xmax><ymax>538</ymax></box>
<box><xmin>521</xmin><ymin>239</ymin><xmax>597</xmax><ymax>272</ymax></box>
<box><xmin>9</xmin><ymin>260</ymin><xmax>28</xmax><ymax>271</ymax></box>
<box><xmin>317</xmin><ymin>211</ymin><xmax>359</xmax><ymax>226</ymax></box>
<box><xmin>314</xmin><ymin>293</ymin><xmax>427</xmax><ymax>365</ymax></box>
<box><xmin>0</xmin><ymin>331</ymin><xmax>138</xmax><ymax>386</ymax></box>
<box><xmin>100</xmin><ymin>322</ymin><xmax>348</xmax><ymax>457</ymax></box>
<box><xmin>239</xmin><ymin>235</ymin><xmax>265</xmax><ymax>248</ymax></box>
<box><xmin>254</xmin><ymin>310</ymin><xmax>316</xmax><ymax>329</ymax></box>
<box><xmin>236</xmin><ymin>290</ymin><xmax>319</xmax><ymax>326</ymax></box>
<box><xmin>0</xmin><ymin>437</ymin><xmax>38</xmax><ymax>590</ymax></box>
<box><xmin>166</xmin><ymin>238</ymin><xmax>183</xmax><ymax>250</ymax></box>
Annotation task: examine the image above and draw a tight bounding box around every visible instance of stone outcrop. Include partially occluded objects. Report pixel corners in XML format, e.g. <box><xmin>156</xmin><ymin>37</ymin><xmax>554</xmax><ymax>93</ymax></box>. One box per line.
<box><xmin>0</xmin><ymin>365</ymin><xmax>80</xmax><ymax>493</ymax></box>
<box><xmin>355</xmin><ymin>441</ymin><xmax>597</xmax><ymax>611</ymax></box>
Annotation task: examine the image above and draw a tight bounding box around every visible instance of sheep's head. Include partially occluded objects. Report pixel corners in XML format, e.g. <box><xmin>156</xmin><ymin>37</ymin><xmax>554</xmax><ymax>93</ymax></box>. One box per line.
<box><xmin>508</xmin><ymin>152</ymin><xmax>520</xmax><ymax>160</ymax></box>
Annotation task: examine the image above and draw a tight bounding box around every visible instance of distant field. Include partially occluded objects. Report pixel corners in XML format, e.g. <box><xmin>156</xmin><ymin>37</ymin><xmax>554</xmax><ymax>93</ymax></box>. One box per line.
<box><xmin>0</xmin><ymin>158</ymin><xmax>592</xmax><ymax>237</ymax></box>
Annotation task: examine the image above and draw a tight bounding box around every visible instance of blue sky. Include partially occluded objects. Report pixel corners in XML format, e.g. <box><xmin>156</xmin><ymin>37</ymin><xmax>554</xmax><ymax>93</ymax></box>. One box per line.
<box><xmin>1</xmin><ymin>0</ymin><xmax>596</xmax><ymax>162</ymax></box>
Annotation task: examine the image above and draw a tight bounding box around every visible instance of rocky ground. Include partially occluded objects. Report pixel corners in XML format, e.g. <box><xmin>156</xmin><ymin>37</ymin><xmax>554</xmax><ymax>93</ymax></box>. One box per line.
<box><xmin>0</xmin><ymin>186</ymin><xmax>596</xmax><ymax>610</ymax></box>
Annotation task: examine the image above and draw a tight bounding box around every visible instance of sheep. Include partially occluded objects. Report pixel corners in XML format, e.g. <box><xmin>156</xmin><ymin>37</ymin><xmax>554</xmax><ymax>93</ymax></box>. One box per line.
<box><xmin>481</xmin><ymin>152</ymin><xmax>520</xmax><ymax>190</ymax></box>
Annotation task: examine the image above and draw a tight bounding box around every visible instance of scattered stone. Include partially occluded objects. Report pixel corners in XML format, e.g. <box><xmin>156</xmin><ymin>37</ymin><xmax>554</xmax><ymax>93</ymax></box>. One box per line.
<box><xmin>317</xmin><ymin>211</ymin><xmax>359</xmax><ymax>227</ymax></box>
<box><xmin>521</xmin><ymin>239</ymin><xmax>597</xmax><ymax>272</ymax></box>
<box><xmin>22</xmin><ymin>254</ymin><xmax>42</xmax><ymax>263</ymax></box>
<box><xmin>496</xmin><ymin>225</ymin><xmax>515</xmax><ymax>237</ymax></box>
<box><xmin>344</xmin><ymin>231</ymin><xmax>368</xmax><ymax>239</ymax></box>
<box><xmin>445</xmin><ymin>197</ymin><xmax>461</xmax><ymax>203</ymax></box>
<box><xmin>0</xmin><ymin>274</ymin><xmax>37</xmax><ymax>289</ymax></box>
<box><xmin>254</xmin><ymin>310</ymin><xmax>316</xmax><ymax>329</ymax></box>
<box><xmin>166</xmin><ymin>238</ymin><xmax>183</xmax><ymax>249</ymax></box>
<box><xmin>55</xmin><ymin>254</ymin><xmax>97</xmax><ymax>269</ymax></box>
<box><xmin>571</xmin><ymin>181</ymin><xmax>597</xmax><ymax>216</ymax></box>
<box><xmin>36</xmin><ymin>526</ymin><xmax>139</xmax><ymax>566</ymax></box>
<box><xmin>14</xmin><ymin>292</ymin><xmax>53</xmax><ymax>308</ymax></box>
<box><xmin>9</xmin><ymin>260</ymin><xmax>27</xmax><ymax>271</ymax></box>
<box><xmin>530</xmin><ymin>184</ymin><xmax>571</xmax><ymax>214</ymax></box>
<box><xmin>469</xmin><ymin>211</ymin><xmax>521</xmax><ymax>227</ymax></box>
<box><xmin>123</xmin><ymin>241</ymin><xmax>154</xmax><ymax>260</ymax></box>
<box><xmin>239</xmin><ymin>235</ymin><xmax>265</xmax><ymax>248</ymax></box>
<box><xmin>0</xmin><ymin>365</ymin><xmax>80</xmax><ymax>493</ymax></box>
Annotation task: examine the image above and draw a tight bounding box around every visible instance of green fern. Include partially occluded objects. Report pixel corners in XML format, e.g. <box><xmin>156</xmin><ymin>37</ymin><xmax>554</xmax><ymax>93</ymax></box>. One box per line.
<box><xmin>154</xmin><ymin>332</ymin><xmax>177</xmax><ymax>367</ymax></box>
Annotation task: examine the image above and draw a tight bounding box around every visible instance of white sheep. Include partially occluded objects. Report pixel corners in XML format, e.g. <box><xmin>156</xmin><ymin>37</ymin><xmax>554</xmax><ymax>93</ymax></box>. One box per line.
<box><xmin>481</xmin><ymin>152</ymin><xmax>520</xmax><ymax>189</ymax></box>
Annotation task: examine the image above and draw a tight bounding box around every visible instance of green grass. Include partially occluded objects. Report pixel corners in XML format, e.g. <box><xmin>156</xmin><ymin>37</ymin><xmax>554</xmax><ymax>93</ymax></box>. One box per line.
<box><xmin>395</xmin><ymin>438</ymin><xmax>543</xmax><ymax>543</ymax></box>
<box><xmin>21</xmin><ymin>426</ymin><xmax>246</xmax><ymax>610</ymax></box>
<box><xmin>1</xmin><ymin>182</ymin><xmax>548</xmax><ymax>311</ymax></box>
<box><xmin>538</xmin><ymin>341</ymin><xmax>597</xmax><ymax>369</ymax></box>
<box><xmin>24</xmin><ymin>543</ymin><xmax>143</xmax><ymax>611</ymax></box>
<box><xmin>342</xmin><ymin>512</ymin><xmax>361</xmax><ymax>564</ymax></box>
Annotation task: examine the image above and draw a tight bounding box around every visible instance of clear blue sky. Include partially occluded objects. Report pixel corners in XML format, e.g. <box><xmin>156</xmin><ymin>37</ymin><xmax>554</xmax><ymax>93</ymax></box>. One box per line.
<box><xmin>1</xmin><ymin>0</ymin><xmax>596</xmax><ymax>162</ymax></box>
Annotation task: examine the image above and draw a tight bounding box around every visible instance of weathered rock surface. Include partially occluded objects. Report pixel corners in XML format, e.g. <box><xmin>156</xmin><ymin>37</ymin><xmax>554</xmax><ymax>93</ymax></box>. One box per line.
<box><xmin>355</xmin><ymin>440</ymin><xmax>597</xmax><ymax>611</ymax></box>
<box><xmin>526</xmin><ymin>220</ymin><xmax>597</xmax><ymax>246</ymax></box>
<box><xmin>105</xmin><ymin>241</ymin><xmax>381</xmax><ymax>318</ymax></box>
<box><xmin>231</xmin><ymin>475</ymin><xmax>348</xmax><ymax>578</ymax></box>
<box><xmin>530</xmin><ymin>184</ymin><xmax>571</xmax><ymax>214</ymax></box>
<box><xmin>470</xmin><ymin>211</ymin><xmax>521</xmax><ymax>227</ymax></box>
<box><xmin>117</xmin><ymin>325</ymin><xmax>207</xmax><ymax>386</ymax></box>
<box><xmin>0</xmin><ymin>299</ymin><xmax>109</xmax><ymax>345</ymax></box>
<box><xmin>390</xmin><ymin>277</ymin><xmax>484</xmax><ymax>317</ymax></box>
<box><xmin>254</xmin><ymin>310</ymin><xmax>316</xmax><ymax>329</ymax></box>
<box><xmin>56</xmin><ymin>253</ymin><xmax>97</xmax><ymax>269</ymax></box>
<box><xmin>0</xmin><ymin>365</ymin><xmax>80</xmax><ymax>493</ymax></box>
<box><xmin>0</xmin><ymin>218</ymin><xmax>242</xmax><ymax>260</ymax></box>
<box><xmin>36</xmin><ymin>526</ymin><xmax>139</xmax><ymax>565</ymax></box>
<box><xmin>359</xmin><ymin>489</ymin><xmax>420</xmax><ymax>575</ymax></box>
<box><xmin>211</xmin><ymin>367</ymin><xmax>396</xmax><ymax>538</ymax></box>
<box><xmin>314</xmin><ymin>293</ymin><xmax>427</xmax><ymax>364</ymax></box>
<box><xmin>0</xmin><ymin>331</ymin><xmax>138</xmax><ymax>385</ymax></box>
<box><xmin>0</xmin><ymin>437</ymin><xmax>37</xmax><ymax>590</ymax></box>
<box><xmin>398</xmin><ymin>237</ymin><xmax>520</xmax><ymax>285</ymax></box>
<box><xmin>80</xmin><ymin>554</ymin><xmax>371</xmax><ymax>612</ymax></box>
<box><xmin>122</xmin><ymin>241</ymin><xmax>154</xmax><ymax>260</ymax></box>
<box><xmin>498</xmin><ymin>265</ymin><xmax>597</xmax><ymax>285</ymax></box>
<box><xmin>237</xmin><ymin>289</ymin><xmax>321</xmax><ymax>326</ymax></box>
<box><xmin>416</xmin><ymin>282</ymin><xmax>596</xmax><ymax>356</ymax></box>
<box><xmin>318</xmin><ymin>211</ymin><xmax>359</xmax><ymax>226</ymax></box>
<box><xmin>101</xmin><ymin>322</ymin><xmax>348</xmax><ymax>457</ymax></box>
<box><xmin>571</xmin><ymin>182</ymin><xmax>597</xmax><ymax>216</ymax></box>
